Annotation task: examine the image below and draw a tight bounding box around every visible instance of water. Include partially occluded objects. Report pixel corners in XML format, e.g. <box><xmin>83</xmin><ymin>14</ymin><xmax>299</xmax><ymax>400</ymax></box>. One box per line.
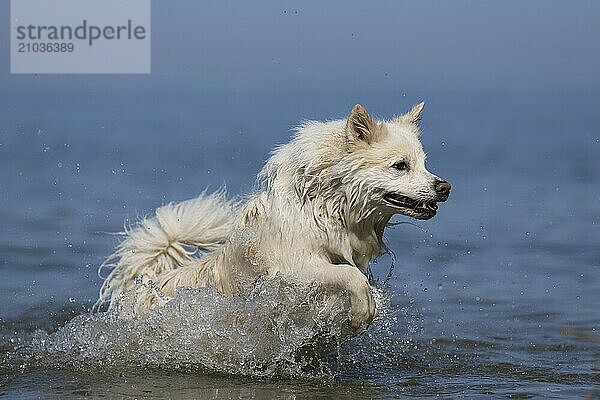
<box><xmin>1</xmin><ymin>88</ymin><xmax>599</xmax><ymax>398</ymax></box>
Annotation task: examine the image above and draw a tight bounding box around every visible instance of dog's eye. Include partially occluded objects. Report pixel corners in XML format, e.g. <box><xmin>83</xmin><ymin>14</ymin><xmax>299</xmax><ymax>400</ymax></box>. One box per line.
<box><xmin>392</xmin><ymin>161</ymin><xmax>409</xmax><ymax>171</ymax></box>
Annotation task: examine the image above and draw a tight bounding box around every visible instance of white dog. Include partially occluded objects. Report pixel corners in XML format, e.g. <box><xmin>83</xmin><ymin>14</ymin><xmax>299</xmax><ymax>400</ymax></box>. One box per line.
<box><xmin>95</xmin><ymin>103</ymin><xmax>451</xmax><ymax>332</ymax></box>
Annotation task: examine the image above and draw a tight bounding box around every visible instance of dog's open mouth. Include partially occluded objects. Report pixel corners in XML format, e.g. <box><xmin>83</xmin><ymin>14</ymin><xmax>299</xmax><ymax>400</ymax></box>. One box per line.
<box><xmin>383</xmin><ymin>193</ymin><xmax>438</xmax><ymax>219</ymax></box>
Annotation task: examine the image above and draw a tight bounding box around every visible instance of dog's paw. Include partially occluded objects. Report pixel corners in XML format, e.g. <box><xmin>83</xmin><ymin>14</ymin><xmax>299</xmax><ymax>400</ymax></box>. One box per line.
<box><xmin>348</xmin><ymin>271</ymin><xmax>377</xmax><ymax>333</ymax></box>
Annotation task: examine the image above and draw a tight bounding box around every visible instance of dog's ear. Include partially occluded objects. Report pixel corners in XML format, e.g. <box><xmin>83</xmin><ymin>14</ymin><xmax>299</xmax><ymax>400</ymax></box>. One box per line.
<box><xmin>394</xmin><ymin>102</ymin><xmax>425</xmax><ymax>125</ymax></box>
<box><xmin>346</xmin><ymin>104</ymin><xmax>378</xmax><ymax>144</ymax></box>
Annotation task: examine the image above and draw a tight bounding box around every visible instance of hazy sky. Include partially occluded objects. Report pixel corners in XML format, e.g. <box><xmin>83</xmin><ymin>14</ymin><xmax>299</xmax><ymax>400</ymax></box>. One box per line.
<box><xmin>1</xmin><ymin>1</ymin><xmax>599</xmax><ymax>93</ymax></box>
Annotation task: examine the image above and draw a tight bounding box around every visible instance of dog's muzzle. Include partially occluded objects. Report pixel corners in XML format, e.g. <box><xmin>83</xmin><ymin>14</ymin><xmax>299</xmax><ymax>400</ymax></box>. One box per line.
<box><xmin>383</xmin><ymin>180</ymin><xmax>450</xmax><ymax>220</ymax></box>
<box><xmin>382</xmin><ymin>193</ymin><xmax>438</xmax><ymax>219</ymax></box>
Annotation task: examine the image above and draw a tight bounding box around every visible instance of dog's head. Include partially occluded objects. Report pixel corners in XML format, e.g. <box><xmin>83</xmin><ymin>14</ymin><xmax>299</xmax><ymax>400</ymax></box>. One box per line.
<box><xmin>341</xmin><ymin>103</ymin><xmax>450</xmax><ymax>220</ymax></box>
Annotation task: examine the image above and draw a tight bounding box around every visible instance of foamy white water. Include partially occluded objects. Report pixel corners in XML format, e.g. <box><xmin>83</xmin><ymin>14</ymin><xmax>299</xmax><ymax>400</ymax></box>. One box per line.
<box><xmin>25</xmin><ymin>277</ymin><xmax>361</xmax><ymax>378</ymax></box>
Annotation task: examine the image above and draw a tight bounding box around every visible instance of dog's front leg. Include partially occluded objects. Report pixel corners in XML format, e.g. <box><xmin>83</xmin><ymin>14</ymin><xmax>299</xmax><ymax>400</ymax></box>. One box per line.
<box><xmin>296</xmin><ymin>263</ymin><xmax>377</xmax><ymax>333</ymax></box>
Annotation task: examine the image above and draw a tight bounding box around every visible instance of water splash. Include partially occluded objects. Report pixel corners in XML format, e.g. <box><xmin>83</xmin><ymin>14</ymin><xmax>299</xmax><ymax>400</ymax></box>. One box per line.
<box><xmin>16</xmin><ymin>277</ymin><xmax>358</xmax><ymax>378</ymax></box>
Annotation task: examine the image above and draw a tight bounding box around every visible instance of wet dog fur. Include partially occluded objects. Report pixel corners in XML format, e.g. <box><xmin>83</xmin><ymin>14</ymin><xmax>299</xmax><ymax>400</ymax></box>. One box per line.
<box><xmin>96</xmin><ymin>103</ymin><xmax>451</xmax><ymax>333</ymax></box>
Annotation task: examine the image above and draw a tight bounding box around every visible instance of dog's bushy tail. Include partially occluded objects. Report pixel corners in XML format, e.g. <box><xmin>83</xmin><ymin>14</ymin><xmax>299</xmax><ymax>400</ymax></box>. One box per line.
<box><xmin>94</xmin><ymin>190</ymin><xmax>237</xmax><ymax>311</ymax></box>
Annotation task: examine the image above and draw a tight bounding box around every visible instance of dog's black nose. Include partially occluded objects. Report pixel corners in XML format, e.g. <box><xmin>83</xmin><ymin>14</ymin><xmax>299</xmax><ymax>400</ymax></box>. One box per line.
<box><xmin>434</xmin><ymin>180</ymin><xmax>451</xmax><ymax>197</ymax></box>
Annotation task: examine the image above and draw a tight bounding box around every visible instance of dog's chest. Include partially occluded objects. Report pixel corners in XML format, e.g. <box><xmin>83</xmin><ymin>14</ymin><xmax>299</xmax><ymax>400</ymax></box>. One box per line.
<box><xmin>348</xmin><ymin>229</ymin><xmax>380</xmax><ymax>272</ymax></box>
